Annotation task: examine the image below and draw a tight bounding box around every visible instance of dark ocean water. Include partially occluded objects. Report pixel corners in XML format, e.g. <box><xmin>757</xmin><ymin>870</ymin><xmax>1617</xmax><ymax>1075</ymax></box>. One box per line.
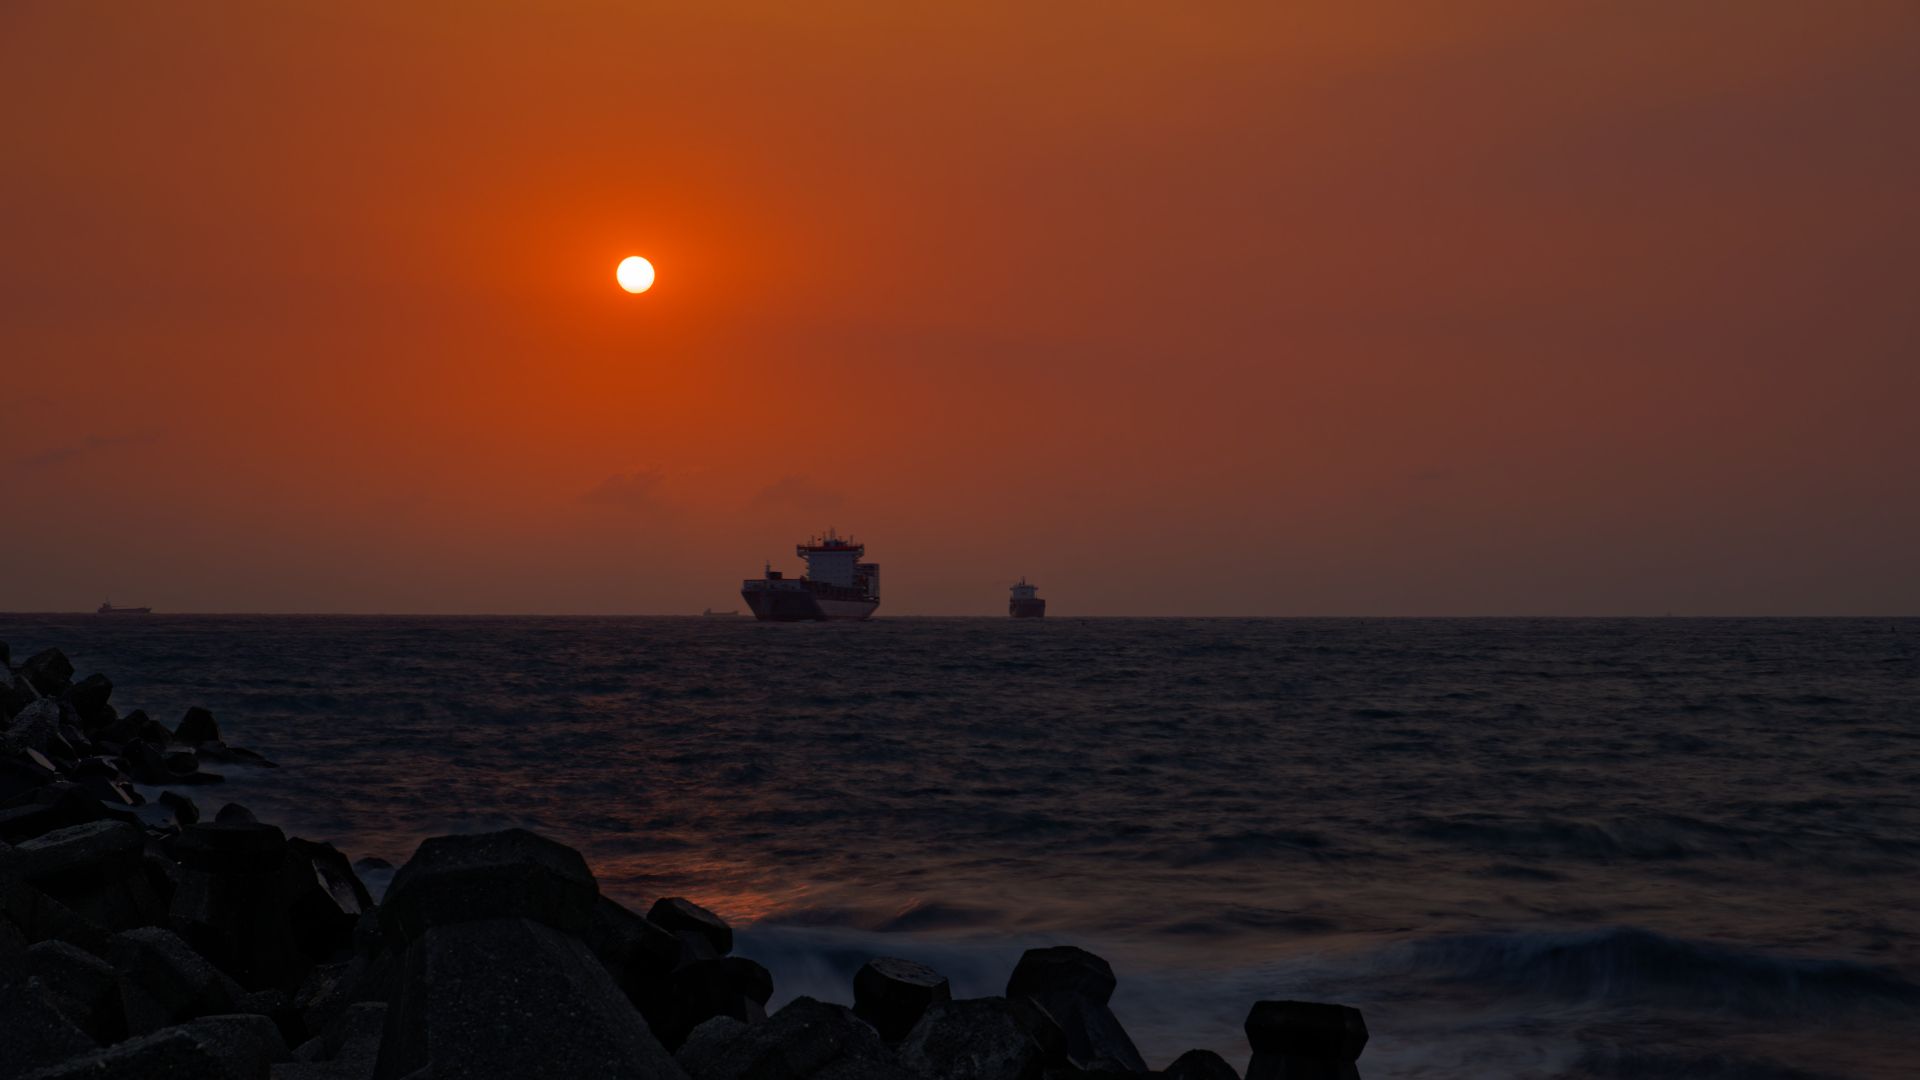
<box><xmin>3</xmin><ymin>615</ymin><xmax>1917</xmax><ymax>1077</ymax></box>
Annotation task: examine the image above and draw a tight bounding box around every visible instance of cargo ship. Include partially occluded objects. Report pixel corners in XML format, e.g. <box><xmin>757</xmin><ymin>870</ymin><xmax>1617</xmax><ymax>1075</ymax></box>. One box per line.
<box><xmin>96</xmin><ymin>600</ymin><xmax>152</xmax><ymax>615</ymax></box>
<box><xmin>1010</xmin><ymin>578</ymin><xmax>1045</xmax><ymax>618</ymax></box>
<box><xmin>742</xmin><ymin>531</ymin><xmax>880</xmax><ymax>621</ymax></box>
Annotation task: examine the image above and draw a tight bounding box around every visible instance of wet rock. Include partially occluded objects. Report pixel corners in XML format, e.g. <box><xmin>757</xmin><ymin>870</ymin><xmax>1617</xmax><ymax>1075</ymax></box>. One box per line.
<box><xmin>1165</xmin><ymin>1049</ymin><xmax>1241</xmax><ymax>1080</ymax></box>
<box><xmin>677</xmin><ymin>995</ymin><xmax>905</xmax><ymax>1080</ymax></box>
<box><xmin>854</xmin><ymin>956</ymin><xmax>953</xmax><ymax>1043</ymax></box>
<box><xmin>65</xmin><ymin>673</ymin><xmax>114</xmax><ymax>726</ymax></box>
<box><xmin>124</xmin><ymin>738</ymin><xmax>176</xmax><ymax>785</ymax></box>
<box><xmin>27</xmin><ymin>938</ymin><xmax>124</xmax><ymax>1042</ymax></box>
<box><xmin>380</xmin><ymin>828</ymin><xmax>599</xmax><ymax>946</ymax></box>
<box><xmin>165</xmin><ymin>749</ymin><xmax>200</xmax><ymax>774</ymax></box>
<box><xmin>649</xmin><ymin>895</ymin><xmax>733</xmax><ymax>956</ymax></box>
<box><xmin>24</xmin><ymin>1025</ymin><xmax>252</xmax><ymax>1080</ymax></box>
<box><xmin>22</xmin><ymin>648</ymin><xmax>75</xmax><ymax>696</ymax></box>
<box><xmin>372</xmin><ymin>916</ymin><xmax>685</xmax><ymax>1080</ymax></box>
<box><xmin>897</xmin><ymin>997</ymin><xmax>1063</xmax><ymax>1080</ymax></box>
<box><xmin>160</xmin><ymin>791</ymin><xmax>201</xmax><ymax>825</ymax></box>
<box><xmin>112</xmin><ymin>925</ymin><xmax>247</xmax><ymax>1033</ymax></box>
<box><xmin>1005</xmin><ymin>947</ymin><xmax>1145</xmax><ymax>1073</ymax></box>
<box><xmin>176</xmin><ymin>707</ymin><xmax>222</xmax><ymax>745</ymax></box>
<box><xmin>1243</xmin><ymin>1001</ymin><xmax>1366</xmax><ymax>1080</ymax></box>
<box><xmin>0</xmin><ymin>975</ymin><xmax>97</xmax><ymax>1080</ymax></box>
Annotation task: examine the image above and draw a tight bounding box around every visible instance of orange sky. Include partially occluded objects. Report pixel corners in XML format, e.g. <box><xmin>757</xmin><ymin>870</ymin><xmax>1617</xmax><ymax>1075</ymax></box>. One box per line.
<box><xmin>4</xmin><ymin>2</ymin><xmax>1917</xmax><ymax>614</ymax></box>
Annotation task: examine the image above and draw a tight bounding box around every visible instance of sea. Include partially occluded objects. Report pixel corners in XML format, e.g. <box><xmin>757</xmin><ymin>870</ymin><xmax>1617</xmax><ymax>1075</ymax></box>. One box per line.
<box><xmin>2</xmin><ymin>615</ymin><xmax>1916</xmax><ymax>1078</ymax></box>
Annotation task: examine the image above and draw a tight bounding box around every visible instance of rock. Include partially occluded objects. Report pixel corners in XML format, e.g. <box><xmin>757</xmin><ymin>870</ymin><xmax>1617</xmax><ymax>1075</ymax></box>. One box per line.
<box><xmin>0</xmin><ymin>975</ymin><xmax>97</xmax><ymax>1079</ymax></box>
<box><xmin>5</xmin><ymin>698</ymin><xmax>65</xmax><ymax>755</ymax></box>
<box><xmin>99</xmin><ymin>709</ymin><xmax>173</xmax><ymax>749</ymax></box>
<box><xmin>165</xmin><ymin>750</ymin><xmax>200</xmax><ymax>775</ymax></box>
<box><xmin>0</xmin><ymin>755</ymin><xmax>58</xmax><ymax>805</ymax></box>
<box><xmin>15</xmin><ymin>819</ymin><xmax>145</xmax><ymax>887</ymax></box>
<box><xmin>1005</xmin><ymin>947</ymin><xmax>1145</xmax><ymax>1073</ymax></box>
<box><xmin>124</xmin><ymin>739</ymin><xmax>176</xmax><ymax>785</ymax></box>
<box><xmin>284</xmin><ymin>838</ymin><xmax>371</xmax><ymax>964</ymax></box>
<box><xmin>380</xmin><ymin>828</ymin><xmax>599</xmax><ymax>946</ymax></box>
<box><xmin>663</xmin><ymin>956</ymin><xmax>772</xmax><ymax>1048</ymax></box>
<box><xmin>676</xmin><ymin>995</ymin><xmax>902</xmax><ymax>1080</ymax></box>
<box><xmin>648</xmin><ymin>896</ymin><xmax>733</xmax><ymax>956</ymax></box>
<box><xmin>215</xmin><ymin>803</ymin><xmax>259</xmax><ymax>824</ymax></box>
<box><xmin>1243</xmin><ymin>1001</ymin><xmax>1366</xmax><ymax>1080</ymax></box>
<box><xmin>198</xmin><ymin>743</ymin><xmax>280</xmax><ymax>769</ymax></box>
<box><xmin>160</xmin><ymin>791</ymin><xmax>201</xmax><ymax>825</ymax></box>
<box><xmin>674</xmin><ymin>1015</ymin><xmax>748</xmax><ymax>1076</ymax></box>
<box><xmin>0</xmin><ymin>876</ymin><xmax>115</xmax><ymax>957</ymax></box>
<box><xmin>1007</xmin><ymin>946</ymin><xmax>1117</xmax><ymax>1006</ymax></box>
<box><xmin>22</xmin><ymin>648</ymin><xmax>75</xmax><ymax>696</ymax></box>
<box><xmin>112</xmin><ymin>926</ymin><xmax>247</xmax><ymax>1033</ymax></box>
<box><xmin>897</xmin><ymin>997</ymin><xmax>1063</xmax><ymax>1080</ymax></box>
<box><xmin>65</xmin><ymin>673</ymin><xmax>114</xmax><ymax>726</ymax></box>
<box><xmin>27</xmin><ymin>938</ymin><xmax>125</xmax><ymax>1042</ymax></box>
<box><xmin>372</xmin><ymin>916</ymin><xmax>686</xmax><ymax>1080</ymax></box>
<box><xmin>176</xmin><ymin>707</ymin><xmax>222</xmax><ymax>745</ymax></box>
<box><xmin>854</xmin><ymin>956</ymin><xmax>953</xmax><ymax>1043</ymax></box>
<box><xmin>167</xmin><ymin>823</ymin><xmax>309</xmax><ymax>990</ymax></box>
<box><xmin>584</xmin><ymin>895</ymin><xmax>682</xmax><ymax>1025</ymax></box>
<box><xmin>173</xmin><ymin>1013</ymin><xmax>293</xmax><ymax>1077</ymax></box>
<box><xmin>23</xmin><ymin>1025</ymin><xmax>253</xmax><ymax>1080</ymax></box>
<box><xmin>1165</xmin><ymin>1049</ymin><xmax>1241</xmax><ymax>1080</ymax></box>
<box><xmin>0</xmin><ymin>784</ymin><xmax>107</xmax><ymax>844</ymax></box>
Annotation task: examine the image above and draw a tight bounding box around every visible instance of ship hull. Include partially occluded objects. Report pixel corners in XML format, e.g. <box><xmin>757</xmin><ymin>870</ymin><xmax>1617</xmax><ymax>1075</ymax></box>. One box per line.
<box><xmin>742</xmin><ymin>586</ymin><xmax>878</xmax><ymax>622</ymax></box>
<box><xmin>1010</xmin><ymin>598</ymin><xmax>1046</xmax><ymax>618</ymax></box>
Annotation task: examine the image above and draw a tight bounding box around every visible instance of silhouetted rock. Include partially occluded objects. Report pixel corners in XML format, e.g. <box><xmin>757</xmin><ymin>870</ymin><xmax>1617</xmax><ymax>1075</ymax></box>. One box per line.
<box><xmin>215</xmin><ymin>803</ymin><xmax>258</xmax><ymax>824</ymax></box>
<box><xmin>0</xmin><ymin>784</ymin><xmax>106</xmax><ymax>844</ymax></box>
<box><xmin>373</xmin><ymin>916</ymin><xmax>685</xmax><ymax>1080</ymax></box>
<box><xmin>1006</xmin><ymin>946</ymin><xmax>1145</xmax><ymax>1072</ymax></box>
<box><xmin>112</xmin><ymin>925</ymin><xmax>246</xmax><ymax>1034</ymax></box>
<box><xmin>0</xmin><ymin>756</ymin><xmax>57</xmax><ymax>807</ymax></box>
<box><xmin>664</xmin><ymin>956</ymin><xmax>772</xmax><ymax>1048</ymax></box>
<box><xmin>1165</xmin><ymin>1049</ymin><xmax>1241</xmax><ymax>1080</ymax></box>
<box><xmin>675</xmin><ymin>1015</ymin><xmax>749</xmax><ymax>1077</ymax></box>
<box><xmin>176</xmin><ymin>707</ymin><xmax>222</xmax><ymax>745</ymax></box>
<box><xmin>854</xmin><ymin>956</ymin><xmax>952</xmax><ymax>1043</ymax></box>
<box><xmin>23</xmin><ymin>1025</ymin><xmax>253</xmax><ymax>1080</ymax></box>
<box><xmin>166</xmin><ymin>822</ymin><xmax>311</xmax><ymax>989</ymax></box>
<box><xmin>173</xmin><ymin>1012</ymin><xmax>291</xmax><ymax>1077</ymax></box>
<box><xmin>65</xmin><ymin>673</ymin><xmax>114</xmax><ymax>726</ymax></box>
<box><xmin>160</xmin><ymin>791</ymin><xmax>201</xmax><ymax>825</ymax></box>
<box><xmin>897</xmin><ymin>997</ymin><xmax>1064</xmax><ymax>1080</ymax></box>
<box><xmin>27</xmin><ymin>938</ymin><xmax>124</xmax><ymax>1043</ymax></box>
<box><xmin>677</xmin><ymin>995</ymin><xmax>905</xmax><ymax>1080</ymax></box>
<box><xmin>0</xmin><ymin>975</ymin><xmax>97</xmax><ymax>1079</ymax></box>
<box><xmin>649</xmin><ymin>895</ymin><xmax>733</xmax><ymax>956</ymax></box>
<box><xmin>285</xmin><ymin>838</ymin><xmax>371</xmax><ymax>965</ymax></box>
<box><xmin>22</xmin><ymin>648</ymin><xmax>75</xmax><ymax>695</ymax></box>
<box><xmin>98</xmin><ymin>708</ymin><xmax>172</xmax><ymax>749</ymax></box>
<box><xmin>5</xmin><ymin>697</ymin><xmax>64</xmax><ymax>756</ymax></box>
<box><xmin>1243</xmin><ymin>1001</ymin><xmax>1366</xmax><ymax>1080</ymax></box>
<box><xmin>380</xmin><ymin>828</ymin><xmax>599</xmax><ymax>946</ymax></box>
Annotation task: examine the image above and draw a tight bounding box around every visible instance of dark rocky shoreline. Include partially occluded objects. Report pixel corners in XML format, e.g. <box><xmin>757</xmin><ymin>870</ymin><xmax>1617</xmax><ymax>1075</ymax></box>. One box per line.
<box><xmin>1</xmin><ymin>643</ymin><xmax>1370</xmax><ymax>1079</ymax></box>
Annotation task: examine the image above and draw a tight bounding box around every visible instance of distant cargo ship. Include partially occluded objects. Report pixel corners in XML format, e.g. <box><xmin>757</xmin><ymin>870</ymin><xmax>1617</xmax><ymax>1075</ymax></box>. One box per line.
<box><xmin>742</xmin><ymin>530</ymin><xmax>880</xmax><ymax>621</ymax></box>
<box><xmin>96</xmin><ymin>600</ymin><xmax>152</xmax><ymax>615</ymax></box>
<box><xmin>701</xmin><ymin>609</ymin><xmax>744</xmax><ymax>618</ymax></box>
<box><xmin>1010</xmin><ymin>578</ymin><xmax>1046</xmax><ymax>618</ymax></box>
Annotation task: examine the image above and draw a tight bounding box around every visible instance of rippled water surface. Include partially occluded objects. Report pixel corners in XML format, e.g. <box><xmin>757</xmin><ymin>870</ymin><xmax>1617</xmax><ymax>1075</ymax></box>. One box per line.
<box><xmin>3</xmin><ymin>616</ymin><xmax>1916</xmax><ymax>1077</ymax></box>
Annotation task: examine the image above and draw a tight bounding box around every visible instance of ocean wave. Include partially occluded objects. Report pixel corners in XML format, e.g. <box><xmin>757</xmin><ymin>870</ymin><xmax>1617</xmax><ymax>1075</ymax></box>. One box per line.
<box><xmin>1392</xmin><ymin>926</ymin><xmax>1920</xmax><ymax>1016</ymax></box>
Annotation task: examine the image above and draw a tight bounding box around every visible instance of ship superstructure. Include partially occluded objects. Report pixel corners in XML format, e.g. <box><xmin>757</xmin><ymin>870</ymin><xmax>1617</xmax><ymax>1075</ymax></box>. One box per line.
<box><xmin>96</xmin><ymin>600</ymin><xmax>152</xmax><ymax>615</ymax></box>
<box><xmin>1009</xmin><ymin>578</ymin><xmax>1045</xmax><ymax>618</ymax></box>
<box><xmin>742</xmin><ymin>530</ymin><xmax>880</xmax><ymax>621</ymax></box>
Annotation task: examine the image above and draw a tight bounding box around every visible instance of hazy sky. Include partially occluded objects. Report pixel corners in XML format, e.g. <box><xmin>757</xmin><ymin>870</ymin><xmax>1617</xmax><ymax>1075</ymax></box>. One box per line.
<box><xmin>4</xmin><ymin>3</ymin><xmax>1916</xmax><ymax>614</ymax></box>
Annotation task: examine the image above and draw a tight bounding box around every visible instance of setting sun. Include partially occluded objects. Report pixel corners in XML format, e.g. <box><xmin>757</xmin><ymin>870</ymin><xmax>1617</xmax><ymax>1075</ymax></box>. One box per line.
<box><xmin>616</xmin><ymin>255</ymin><xmax>655</xmax><ymax>294</ymax></box>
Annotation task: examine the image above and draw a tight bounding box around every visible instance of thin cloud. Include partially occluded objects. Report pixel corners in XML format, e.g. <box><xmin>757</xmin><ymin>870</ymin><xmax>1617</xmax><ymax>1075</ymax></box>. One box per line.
<box><xmin>751</xmin><ymin>474</ymin><xmax>845</xmax><ymax>513</ymax></box>
<box><xmin>15</xmin><ymin>432</ymin><xmax>159</xmax><ymax>468</ymax></box>
<box><xmin>580</xmin><ymin>468</ymin><xmax>669</xmax><ymax>512</ymax></box>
